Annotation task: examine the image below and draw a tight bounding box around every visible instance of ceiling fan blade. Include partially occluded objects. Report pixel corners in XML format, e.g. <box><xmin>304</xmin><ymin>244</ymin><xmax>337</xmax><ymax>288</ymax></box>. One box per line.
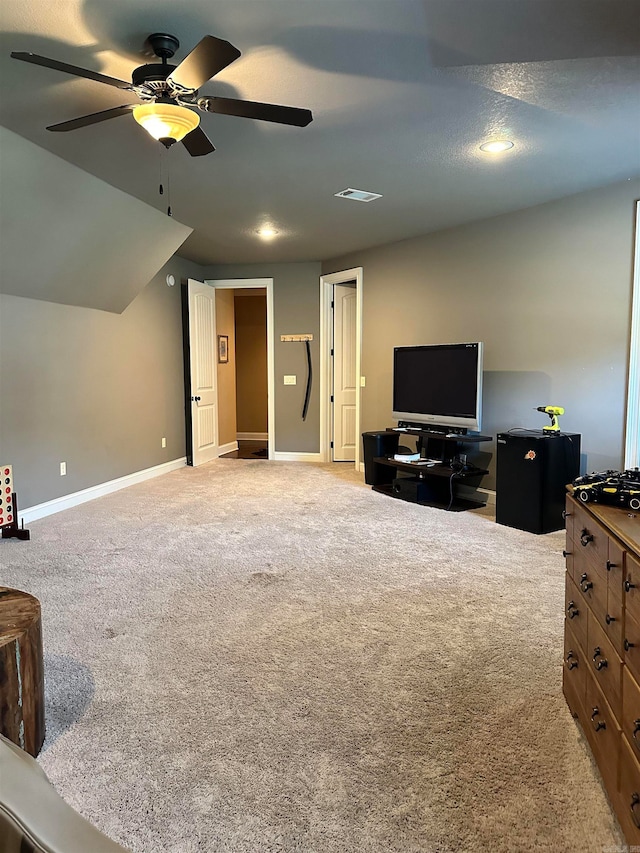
<box><xmin>167</xmin><ymin>36</ymin><xmax>241</xmax><ymax>91</ymax></box>
<box><xmin>11</xmin><ymin>52</ymin><xmax>134</xmax><ymax>90</ymax></box>
<box><xmin>199</xmin><ymin>96</ymin><xmax>313</xmax><ymax>127</ymax></box>
<box><xmin>47</xmin><ymin>105</ymin><xmax>137</xmax><ymax>132</ymax></box>
<box><xmin>182</xmin><ymin>126</ymin><xmax>216</xmax><ymax>157</ymax></box>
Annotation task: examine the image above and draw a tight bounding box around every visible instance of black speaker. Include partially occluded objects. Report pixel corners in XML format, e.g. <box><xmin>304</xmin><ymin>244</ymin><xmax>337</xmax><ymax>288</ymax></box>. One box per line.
<box><xmin>362</xmin><ymin>431</ymin><xmax>400</xmax><ymax>485</ymax></box>
<box><xmin>391</xmin><ymin>477</ymin><xmax>446</xmax><ymax>504</ymax></box>
<box><xmin>496</xmin><ymin>431</ymin><xmax>581</xmax><ymax>534</ymax></box>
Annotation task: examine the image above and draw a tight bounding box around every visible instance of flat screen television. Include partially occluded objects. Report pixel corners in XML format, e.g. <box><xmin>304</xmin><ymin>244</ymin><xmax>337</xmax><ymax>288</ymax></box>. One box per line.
<box><xmin>392</xmin><ymin>342</ymin><xmax>484</xmax><ymax>432</ymax></box>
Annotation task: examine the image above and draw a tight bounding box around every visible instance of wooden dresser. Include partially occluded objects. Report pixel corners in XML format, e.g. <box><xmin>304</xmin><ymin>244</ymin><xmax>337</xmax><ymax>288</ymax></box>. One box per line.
<box><xmin>563</xmin><ymin>492</ymin><xmax>640</xmax><ymax>842</ymax></box>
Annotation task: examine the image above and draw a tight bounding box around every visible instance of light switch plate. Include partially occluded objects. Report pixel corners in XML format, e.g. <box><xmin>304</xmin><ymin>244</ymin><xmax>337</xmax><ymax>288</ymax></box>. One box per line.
<box><xmin>360</xmin><ymin>376</ymin><xmax>366</xmax><ymax>387</ymax></box>
<box><xmin>284</xmin><ymin>375</ymin><xmax>297</xmax><ymax>385</ymax></box>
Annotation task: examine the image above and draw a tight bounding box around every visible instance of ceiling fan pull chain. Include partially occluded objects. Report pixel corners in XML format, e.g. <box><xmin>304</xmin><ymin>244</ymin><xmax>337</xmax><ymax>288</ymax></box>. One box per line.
<box><xmin>166</xmin><ymin>150</ymin><xmax>172</xmax><ymax>217</ymax></box>
<box><xmin>158</xmin><ymin>146</ymin><xmax>172</xmax><ymax>216</ymax></box>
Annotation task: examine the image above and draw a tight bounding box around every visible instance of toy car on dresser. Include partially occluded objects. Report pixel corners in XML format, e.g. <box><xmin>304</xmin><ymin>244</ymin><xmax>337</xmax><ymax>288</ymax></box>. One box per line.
<box><xmin>572</xmin><ymin>468</ymin><xmax>640</xmax><ymax>510</ymax></box>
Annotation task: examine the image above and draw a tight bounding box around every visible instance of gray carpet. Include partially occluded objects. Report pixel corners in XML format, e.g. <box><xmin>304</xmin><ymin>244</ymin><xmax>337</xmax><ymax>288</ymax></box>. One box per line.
<box><xmin>0</xmin><ymin>461</ymin><xmax>625</xmax><ymax>852</ymax></box>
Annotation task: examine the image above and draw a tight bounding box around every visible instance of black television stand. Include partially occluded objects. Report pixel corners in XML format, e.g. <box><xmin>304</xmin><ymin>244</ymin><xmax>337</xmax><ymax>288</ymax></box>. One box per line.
<box><xmin>369</xmin><ymin>427</ymin><xmax>491</xmax><ymax>512</ymax></box>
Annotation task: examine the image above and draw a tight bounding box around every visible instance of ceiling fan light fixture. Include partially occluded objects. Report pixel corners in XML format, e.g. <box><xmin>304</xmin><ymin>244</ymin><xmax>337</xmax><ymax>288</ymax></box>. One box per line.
<box><xmin>133</xmin><ymin>103</ymin><xmax>200</xmax><ymax>145</ymax></box>
<box><xmin>479</xmin><ymin>139</ymin><xmax>514</xmax><ymax>153</ymax></box>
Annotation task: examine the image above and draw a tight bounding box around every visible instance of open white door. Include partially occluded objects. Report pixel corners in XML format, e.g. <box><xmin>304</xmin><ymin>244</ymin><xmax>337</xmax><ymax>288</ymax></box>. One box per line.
<box><xmin>332</xmin><ymin>283</ymin><xmax>357</xmax><ymax>461</ymax></box>
<box><xmin>188</xmin><ymin>279</ymin><xmax>218</xmax><ymax>466</ymax></box>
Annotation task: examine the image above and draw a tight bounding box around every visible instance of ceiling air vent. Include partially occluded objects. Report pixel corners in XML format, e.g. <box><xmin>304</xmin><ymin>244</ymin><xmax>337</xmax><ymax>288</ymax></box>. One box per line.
<box><xmin>334</xmin><ymin>188</ymin><xmax>382</xmax><ymax>203</ymax></box>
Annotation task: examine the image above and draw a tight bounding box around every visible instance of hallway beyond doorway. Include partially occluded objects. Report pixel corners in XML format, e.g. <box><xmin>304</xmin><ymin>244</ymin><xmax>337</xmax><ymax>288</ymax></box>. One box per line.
<box><xmin>219</xmin><ymin>439</ymin><xmax>269</xmax><ymax>459</ymax></box>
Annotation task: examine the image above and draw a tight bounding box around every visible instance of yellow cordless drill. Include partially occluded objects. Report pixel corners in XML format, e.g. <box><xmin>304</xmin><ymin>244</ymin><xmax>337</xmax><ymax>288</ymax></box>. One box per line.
<box><xmin>536</xmin><ymin>405</ymin><xmax>565</xmax><ymax>432</ymax></box>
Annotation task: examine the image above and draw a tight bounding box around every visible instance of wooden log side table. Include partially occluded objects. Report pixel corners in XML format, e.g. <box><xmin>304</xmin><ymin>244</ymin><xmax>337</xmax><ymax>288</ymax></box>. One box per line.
<box><xmin>0</xmin><ymin>587</ymin><xmax>45</xmax><ymax>756</ymax></box>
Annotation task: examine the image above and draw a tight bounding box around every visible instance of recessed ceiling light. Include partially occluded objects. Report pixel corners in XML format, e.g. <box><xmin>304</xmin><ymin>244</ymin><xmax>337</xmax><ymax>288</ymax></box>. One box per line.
<box><xmin>479</xmin><ymin>140</ymin><xmax>514</xmax><ymax>153</ymax></box>
<box><xmin>256</xmin><ymin>227</ymin><xmax>278</xmax><ymax>239</ymax></box>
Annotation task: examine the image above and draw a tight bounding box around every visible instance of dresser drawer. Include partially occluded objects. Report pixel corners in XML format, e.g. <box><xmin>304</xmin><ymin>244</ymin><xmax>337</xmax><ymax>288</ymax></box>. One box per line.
<box><xmin>565</xmin><ymin>573</ymin><xmax>587</xmax><ymax>651</ymax></box>
<box><xmin>576</xmin><ymin>563</ymin><xmax>608</xmax><ymax>631</ymax></box>
<box><xmin>625</xmin><ymin>610</ymin><xmax>640</xmax><ymax>686</ymax></box>
<box><xmin>622</xmin><ymin>668</ymin><xmax>640</xmax><ymax>764</ymax></box>
<box><xmin>572</xmin><ymin>501</ymin><xmax>610</xmax><ymax>570</ymax></box>
<box><xmin>564</xmin><ymin>546</ymin><xmax>575</xmax><ymax>585</ymax></box>
<box><xmin>563</xmin><ymin>625</ymin><xmax>586</xmax><ymax>716</ymax></box>
<box><xmin>565</xmin><ymin>495</ymin><xmax>576</xmax><ymax>544</ymax></box>
<box><xmin>608</xmin><ymin>539</ymin><xmax>625</xmax><ymax>604</ymax></box>
<box><xmin>587</xmin><ymin>612</ymin><xmax>623</xmax><ymax>719</ymax></box>
<box><xmin>616</xmin><ymin>736</ymin><xmax>640</xmax><ymax>846</ymax></box>
<box><xmin>604</xmin><ymin>588</ymin><xmax>624</xmax><ymax>657</ymax></box>
<box><xmin>625</xmin><ymin>553</ymin><xmax>640</xmax><ymax>626</ymax></box>
<box><xmin>584</xmin><ymin>675</ymin><xmax>620</xmax><ymax>794</ymax></box>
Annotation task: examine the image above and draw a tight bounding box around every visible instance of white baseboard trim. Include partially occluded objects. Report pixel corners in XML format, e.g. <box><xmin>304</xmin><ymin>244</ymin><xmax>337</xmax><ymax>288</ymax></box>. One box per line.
<box><xmin>457</xmin><ymin>484</ymin><xmax>496</xmax><ymax>507</ymax></box>
<box><xmin>19</xmin><ymin>457</ymin><xmax>187</xmax><ymax>524</ymax></box>
<box><xmin>218</xmin><ymin>441</ymin><xmax>239</xmax><ymax>456</ymax></box>
<box><xmin>237</xmin><ymin>432</ymin><xmax>268</xmax><ymax>441</ymax></box>
<box><xmin>272</xmin><ymin>452</ymin><xmax>323</xmax><ymax>462</ymax></box>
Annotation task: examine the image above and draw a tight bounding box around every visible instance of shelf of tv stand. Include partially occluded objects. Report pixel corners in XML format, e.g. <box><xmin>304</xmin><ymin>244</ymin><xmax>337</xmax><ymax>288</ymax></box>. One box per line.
<box><xmin>371</xmin><ymin>431</ymin><xmax>490</xmax><ymax>511</ymax></box>
<box><xmin>373</xmin><ymin>457</ymin><xmax>489</xmax><ymax>479</ymax></box>
<box><xmin>371</xmin><ymin>482</ymin><xmax>487</xmax><ymax>512</ymax></box>
<box><xmin>372</xmin><ymin>456</ymin><xmax>488</xmax><ymax>512</ymax></box>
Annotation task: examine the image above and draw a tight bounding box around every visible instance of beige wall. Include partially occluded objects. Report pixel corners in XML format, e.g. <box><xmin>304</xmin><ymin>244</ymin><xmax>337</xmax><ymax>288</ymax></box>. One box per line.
<box><xmin>323</xmin><ymin>179</ymin><xmax>640</xmax><ymax>487</ymax></box>
<box><xmin>0</xmin><ymin>256</ymin><xmax>204</xmax><ymax>508</ymax></box>
<box><xmin>215</xmin><ymin>290</ymin><xmax>237</xmax><ymax>448</ymax></box>
<box><xmin>235</xmin><ymin>292</ymin><xmax>268</xmax><ymax>435</ymax></box>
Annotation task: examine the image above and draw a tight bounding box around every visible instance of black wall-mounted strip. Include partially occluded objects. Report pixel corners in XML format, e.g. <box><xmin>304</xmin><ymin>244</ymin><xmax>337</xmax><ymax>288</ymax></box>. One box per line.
<box><xmin>302</xmin><ymin>339</ymin><xmax>312</xmax><ymax>421</ymax></box>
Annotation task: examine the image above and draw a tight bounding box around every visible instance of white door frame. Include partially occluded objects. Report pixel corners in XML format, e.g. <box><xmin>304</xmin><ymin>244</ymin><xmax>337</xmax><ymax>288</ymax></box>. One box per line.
<box><xmin>319</xmin><ymin>267</ymin><xmax>363</xmax><ymax>468</ymax></box>
<box><xmin>204</xmin><ymin>278</ymin><xmax>275</xmax><ymax>461</ymax></box>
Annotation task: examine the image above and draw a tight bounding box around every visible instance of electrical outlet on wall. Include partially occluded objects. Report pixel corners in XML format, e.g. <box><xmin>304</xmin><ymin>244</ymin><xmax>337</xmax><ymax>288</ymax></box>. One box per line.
<box><xmin>162</xmin><ymin>437</ymin><xmax>167</xmax><ymax>448</ymax></box>
<box><xmin>284</xmin><ymin>375</ymin><xmax>297</xmax><ymax>385</ymax></box>
<box><xmin>60</xmin><ymin>462</ymin><xmax>66</xmax><ymax>476</ymax></box>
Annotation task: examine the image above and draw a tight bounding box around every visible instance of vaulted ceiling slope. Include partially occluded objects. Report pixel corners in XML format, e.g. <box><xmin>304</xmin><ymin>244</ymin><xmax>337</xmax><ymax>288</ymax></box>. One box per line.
<box><xmin>1</xmin><ymin>0</ymin><xmax>639</xmax><ymax>265</ymax></box>
<box><xmin>0</xmin><ymin>126</ymin><xmax>192</xmax><ymax>312</ymax></box>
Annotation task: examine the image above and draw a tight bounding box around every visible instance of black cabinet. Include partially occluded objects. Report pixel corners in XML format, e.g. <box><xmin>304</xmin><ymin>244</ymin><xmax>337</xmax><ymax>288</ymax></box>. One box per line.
<box><xmin>496</xmin><ymin>430</ymin><xmax>581</xmax><ymax>533</ymax></box>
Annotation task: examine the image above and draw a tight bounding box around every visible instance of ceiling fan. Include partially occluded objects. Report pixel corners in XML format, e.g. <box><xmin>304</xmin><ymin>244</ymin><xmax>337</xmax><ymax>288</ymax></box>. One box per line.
<box><xmin>11</xmin><ymin>33</ymin><xmax>314</xmax><ymax>156</ymax></box>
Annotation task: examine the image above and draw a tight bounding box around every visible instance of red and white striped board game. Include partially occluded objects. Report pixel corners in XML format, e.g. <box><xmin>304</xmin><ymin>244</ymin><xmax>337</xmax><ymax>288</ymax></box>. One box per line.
<box><xmin>1</xmin><ymin>464</ymin><xmax>30</xmax><ymax>540</ymax></box>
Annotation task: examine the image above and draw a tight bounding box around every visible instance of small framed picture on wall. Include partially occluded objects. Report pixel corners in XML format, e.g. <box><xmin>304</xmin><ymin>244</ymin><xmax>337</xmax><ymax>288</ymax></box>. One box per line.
<box><xmin>218</xmin><ymin>334</ymin><xmax>229</xmax><ymax>363</ymax></box>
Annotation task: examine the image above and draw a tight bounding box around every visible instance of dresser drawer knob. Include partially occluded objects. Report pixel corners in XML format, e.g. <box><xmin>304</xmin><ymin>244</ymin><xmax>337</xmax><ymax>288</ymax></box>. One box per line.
<box><xmin>580</xmin><ymin>573</ymin><xmax>593</xmax><ymax>593</ymax></box>
<box><xmin>625</xmin><ymin>639</ymin><xmax>635</xmax><ymax>652</ymax></box>
<box><xmin>562</xmin><ymin>509</ymin><xmax>571</xmax><ymax>520</ymax></box>
<box><xmin>590</xmin><ymin>707</ymin><xmax>606</xmax><ymax>732</ymax></box>
<box><xmin>625</xmin><ymin>579</ymin><xmax>637</xmax><ymax>593</ymax></box>
<box><xmin>565</xmin><ymin>650</ymin><xmax>579</xmax><ymax>670</ymax></box>
<box><xmin>563</xmin><ymin>550</ymin><xmax>572</xmax><ymax>558</ymax></box>
<box><xmin>567</xmin><ymin>601</ymin><xmax>580</xmax><ymax>619</ymax></box>
<box><xmin>606</xmin><ymin>560</ymin><xmax>617</xmax><ymax>572</ymax></box>
<box><xmin>631</xmin><ymin>793</ymin><xmax>640</xmax><ymax>828</ymax></box>
<box><xmin>580</xmin><ymin>529</ymin><xmax>594</xmax><ymax>547</ymax></box>
<box><xmin>633</xmin><ymin>720</ymin><xmax>640</xmax><ymax>740</ymax></box>
<box><xmin>592</xmin><ymin>647</ymin><xmax>608</xmax><ymax>670</ymax></box>
<box><xmin>606</xmin><ymin>614</ymin><xmax>617</xmax><ymax>625</ymax></box>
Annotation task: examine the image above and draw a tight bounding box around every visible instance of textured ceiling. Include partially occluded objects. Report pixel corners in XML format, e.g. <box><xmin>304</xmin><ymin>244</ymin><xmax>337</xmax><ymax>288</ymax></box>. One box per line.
<box><xmin>1</xmin><ymin>0</ymin><xmax>639</xmax><ymax>265</ymax></box>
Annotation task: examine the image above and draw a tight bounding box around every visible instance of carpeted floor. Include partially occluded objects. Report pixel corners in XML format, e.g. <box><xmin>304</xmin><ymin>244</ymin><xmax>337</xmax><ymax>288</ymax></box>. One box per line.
<box><xmin>0</xmin><ymin>461</ymin><xmax>625</xmax><ymax>852</ymax></box>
